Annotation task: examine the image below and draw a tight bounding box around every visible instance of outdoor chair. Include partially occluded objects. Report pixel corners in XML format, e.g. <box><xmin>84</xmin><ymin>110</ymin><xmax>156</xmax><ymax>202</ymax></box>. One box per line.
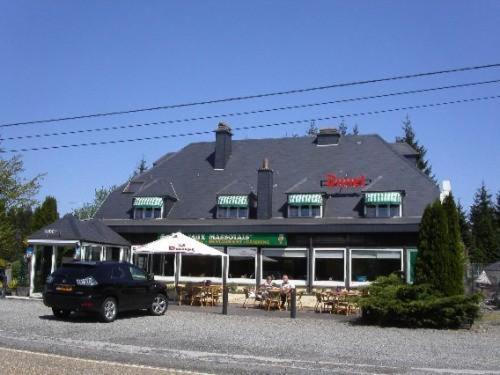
<box><xmin>334</xmin><ymin>294</ymin><xmax>350</xmax><ymax>315</ymax></box>
<box><xmin>265</xmin><ymin>291</ymin><xmax>281</xmax><ymax>311</ymax></box>
<box><xmin>190</xmin><ymin>286</ymin><xmax>206</xmax><ymax>306</ymax></box>
<box><xmin>242</xmin><ymin>288</ymin><xmax>259</xmax><ymax>308</ymax></box>
<box><xmin>297</xmin><ymin>291</ymin><xmax>304</xmax><ymax>311</ymax></box>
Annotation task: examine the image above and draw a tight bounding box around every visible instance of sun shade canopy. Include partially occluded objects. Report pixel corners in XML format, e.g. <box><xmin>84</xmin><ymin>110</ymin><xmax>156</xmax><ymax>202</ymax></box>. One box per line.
<box><xmin>217</xmin><ymin>195</ymin><xmax>248</xmax><ymax>207</ymax></box>
<box><xmin>288</xmin><ymin>193</ymin><xmax>323</xmax><ymax>206</ymax></box>
<box><xmin>133</xmin><ymin>197</ymin><xmax>163</xmax><ymax>208</ymax></box>
<box><xmin>364</xmin><ymin>192</ymin><xmax>401</xmax><ymax>205</ymax></box>
<box><xmin>133</xmin><ymin>232</ymin><xmax>227</xmax><ymax>257</ymax></box>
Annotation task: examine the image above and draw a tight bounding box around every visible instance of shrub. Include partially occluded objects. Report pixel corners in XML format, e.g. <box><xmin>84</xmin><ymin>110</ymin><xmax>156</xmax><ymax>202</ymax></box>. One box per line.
<box><xmin>7</xmin><ymin>278</ymin><xmax>18</xmax><ymax>290</ymax></box>
<box><xmin>11</xmin><ymin>260</ymin><xmax>22</xmax><ymax>280</ymax></box>
<box><xmin>359</xmin><ymin>274</ymin><xmax>481</xmax><ymax>329</ymax></box>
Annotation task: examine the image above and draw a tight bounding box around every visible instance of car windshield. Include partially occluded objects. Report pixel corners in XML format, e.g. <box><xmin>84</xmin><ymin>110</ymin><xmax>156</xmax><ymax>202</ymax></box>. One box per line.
<box><xmin>51</xmin><ymin>264</ymin><xmax>99</xmax><ymax>282</ymax></box>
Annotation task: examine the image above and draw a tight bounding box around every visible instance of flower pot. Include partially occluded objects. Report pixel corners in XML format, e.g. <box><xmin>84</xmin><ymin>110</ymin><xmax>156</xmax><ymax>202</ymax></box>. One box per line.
<box><xmin>16</xmin><ymin>287</ymin><xmax>30</xmax><ymax>297</ymax></box>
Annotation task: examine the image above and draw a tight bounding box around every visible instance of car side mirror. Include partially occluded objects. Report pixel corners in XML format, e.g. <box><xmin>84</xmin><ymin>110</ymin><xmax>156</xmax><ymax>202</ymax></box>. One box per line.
<box><xmin>147</xmin><ymin>273</ymin><xmax>154</xmax><ymax>281</ymax></box>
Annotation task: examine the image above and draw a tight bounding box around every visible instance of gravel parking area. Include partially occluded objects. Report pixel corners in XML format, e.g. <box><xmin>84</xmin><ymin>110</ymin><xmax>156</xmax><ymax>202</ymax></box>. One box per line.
<box><xmin>0</xmin><ymin>298</ymin><xmax>499</xmax><ymax>374</ymax></box>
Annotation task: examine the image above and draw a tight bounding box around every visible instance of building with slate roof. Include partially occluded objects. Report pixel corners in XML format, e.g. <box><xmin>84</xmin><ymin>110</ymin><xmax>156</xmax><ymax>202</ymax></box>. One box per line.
<box><xmin>95</xmin><ymin>123</ymin><xmax>441</xmax><ymax>290</ymax></box>
<box><xmin>27</xmin><ymin>214</ymin><xmax>130</xmax><ymax>295</ymax></box>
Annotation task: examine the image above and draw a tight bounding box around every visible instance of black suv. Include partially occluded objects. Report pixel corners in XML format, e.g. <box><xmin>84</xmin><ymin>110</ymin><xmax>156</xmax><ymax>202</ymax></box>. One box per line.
<box><xmin>43</xmin><ymin>261</ymin><xmax>168</xmax><ymax>322</ymax></box>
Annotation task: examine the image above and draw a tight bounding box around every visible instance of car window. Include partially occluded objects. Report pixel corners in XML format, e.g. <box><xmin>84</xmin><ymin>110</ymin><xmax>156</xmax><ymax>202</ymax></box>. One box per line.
<box><xmin>111</xmin><ymin>266</ymin><xmax>126</xmax><ymax>280</ymax></box>
<box><xmin>129</xmin><ymin>266</ymin><xmax>147</xmax><ymax>281</ymax></box>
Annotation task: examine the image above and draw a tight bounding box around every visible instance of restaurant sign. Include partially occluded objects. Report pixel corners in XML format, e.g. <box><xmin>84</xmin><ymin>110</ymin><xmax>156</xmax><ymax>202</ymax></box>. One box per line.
<box><xmin>187</xmin><ymin>233</ymin><xmax>287</xmax><ymax>247</ymax></box>
<box><xmin>321</xmin><ymin>174</ymin><xmax>367</xmax><ymax>188</ymax></box>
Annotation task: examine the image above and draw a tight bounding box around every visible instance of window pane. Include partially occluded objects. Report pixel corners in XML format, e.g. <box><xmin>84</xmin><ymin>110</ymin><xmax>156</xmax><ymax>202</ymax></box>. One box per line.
<box><xmin>351</xmin><ymin>255</ymin><xmax>401</xmax><ymax>282</ymax></box>
<box><xmin>144</xmin><ymin>208</ymin><xmax>153</xmax><ymax>219</ymax></box>
<box><xmin>181</xmin><ymin>255</ymin><xmax>221</xmax><ymax>277</ymax></box>
<box><xmin>90</xmin><ymin>246</ymin><xmax>101</xmax><ymax>261</ymax></box>
<box><xmin>377</xmin><ymin>205</ymin><xmax>389</xmax><ymax>217</ymax></box>
<box><xmin>365</xmin><ymin>206</ymin><xmax>376</xmax><ymax>218</ymax></box>
<box><xmin>312</xmin><ymin>206</ymin><xmax>321</xmax><ymax>217</ymax></box>
<box><xmin>262</xmin><ymin>254</ymin><xmax>307</xmax><ymax>280</ymax></box>
<box><xmin>152</xmin><ymin>254</ymin><xmax>163</xmax><ymax>276</ymax></box>
<box><xmin>238</xmin><ymin>207</ymin><xmax>248</xmax><ymax>218</ymax></box>
<box><xmin>289</xmin><ymin>206</ymin><xmax>299</xmax><ymax>217</ymax></box>
<box><xmin>153</xmin><ymin>208</ymin><xmax>162</xmax><ymax>218</ymax></box>
<box><xmin>217</xmin><ymin>207</ymin><xmax>227</xmax><ymax>218</ymax></box>
<box><xmin>228</xmin><ymin>248</ymin><xmax>256</xmax><ymax>279</ymax></box>
<box><xmin>228</xmin><ymin>207</ymin><xmax>238</xmax><ymax>218</ymax></box>
<box><xmin>134</xmin><ymin>208</ymin><xmax>143</xmax><ymax>219</ymax></box>
<box><xmin>163</xmin><ymin>254</ymin><xmax>175</xmax><ymax>276</ymax></box>
<box><xmin>315</xmin><ymin>258</ymin><xmax>344</xmax><ymax>281</ymax></box>
<box><xmin>300</xmin><ymin>206</ymin><xmax>310</xmax><ymax>217</ymax></box>
<box><xmin>390</xmin><ymin>205</ymin><xmax>400</xmax><ymax>217</ymax></box>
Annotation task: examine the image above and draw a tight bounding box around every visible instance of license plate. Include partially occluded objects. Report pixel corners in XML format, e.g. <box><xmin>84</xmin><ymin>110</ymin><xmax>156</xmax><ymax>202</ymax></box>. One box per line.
<box><xmin>56</xmin><ymin>284</ymin><xmax>73</xmax><ymax>292</ymax></box>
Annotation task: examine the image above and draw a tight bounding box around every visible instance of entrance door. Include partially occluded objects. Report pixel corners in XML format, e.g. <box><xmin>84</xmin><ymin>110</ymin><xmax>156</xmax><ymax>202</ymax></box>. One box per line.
<box><xmin>33</xmin><ymin>246</ymin><xmax>53</xmax><ymax>293</ymax></box>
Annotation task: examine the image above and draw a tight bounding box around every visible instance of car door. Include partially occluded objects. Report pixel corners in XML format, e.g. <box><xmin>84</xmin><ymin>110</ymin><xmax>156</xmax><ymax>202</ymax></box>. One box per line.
<box><xmin>128</xmin><ymin>265</ymin><xmax>152</xmax><ymax>308</ymax></box>
<box><xmin>109</xmin><ymin>264</ymin><xmax>134</xmax><ymax>311</ymax></box>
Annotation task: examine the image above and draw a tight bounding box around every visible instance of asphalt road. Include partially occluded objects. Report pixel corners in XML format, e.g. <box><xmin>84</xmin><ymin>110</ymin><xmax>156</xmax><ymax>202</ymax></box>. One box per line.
<box><xmin>0</xmin><ymin>298</ymin><xmax>499</xmax><ymax>374</ymax></box>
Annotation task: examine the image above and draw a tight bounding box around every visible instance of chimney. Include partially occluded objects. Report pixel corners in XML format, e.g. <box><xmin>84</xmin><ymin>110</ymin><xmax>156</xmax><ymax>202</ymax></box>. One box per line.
<box><xmin>257</xmin><ymin>158</ymin><xmax>273</xmax><ymax>219</ymax></box>
<box><xmin>214</xmin><ymin>122</ymin><xmax>232</xmax><ymax>170</ymax></box>
<box><xmin>316</xmin><ymin>128</ymin><xmax>340</xmax><ymax>146</ymax></box>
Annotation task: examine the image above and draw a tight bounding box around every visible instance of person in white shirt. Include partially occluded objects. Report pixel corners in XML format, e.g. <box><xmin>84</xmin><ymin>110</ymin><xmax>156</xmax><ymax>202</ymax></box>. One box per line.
<box><xmin>280</xmin><ymin>274</ymin><xmax>295</xmax><ymax>307</ymax></box>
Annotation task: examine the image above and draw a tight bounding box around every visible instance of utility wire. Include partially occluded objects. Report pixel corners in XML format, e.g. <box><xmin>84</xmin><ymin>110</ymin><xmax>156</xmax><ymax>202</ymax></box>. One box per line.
<box><xmin>2</xmin><ymin>94</ymin><xmax>498</xmax><ymax>153</ymax></box>
<box><xmin>1</xmin><ymin>62</ymin><xmax>500</xmax><ymax>128</ymax></box>
<box><xmin>2</xmin><ymin>79</ymin><xmax>499</xmax><ymax>142</ymax></box>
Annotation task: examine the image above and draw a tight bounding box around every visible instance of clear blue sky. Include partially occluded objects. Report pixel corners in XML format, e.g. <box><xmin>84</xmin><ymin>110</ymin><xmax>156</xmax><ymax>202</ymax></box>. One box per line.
<box><xmin>1</xmin><ymin>1</ymin><xmax>499</xmax><ymax>214</ymax></box>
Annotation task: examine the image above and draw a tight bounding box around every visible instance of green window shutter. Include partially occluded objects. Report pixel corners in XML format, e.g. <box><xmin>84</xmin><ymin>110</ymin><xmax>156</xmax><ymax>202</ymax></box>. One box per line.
<box><xmin>217</xmin><ymin>195</ymin><xmax>248</xmax><ymax>207</ymax></box>
<box><xmin>364</xmin><ymin>192</ymin><xmax>401</xmax><ymax>205</ymax></box>
<box><xmin>288</xmin><ymin>193</ymin><xmax>323</xmax><ymax>206</ymax></box>
<box><xmin>133</xmin><ymin>197</ymin><xmax>164</xmax><ymax>208</ymax></box>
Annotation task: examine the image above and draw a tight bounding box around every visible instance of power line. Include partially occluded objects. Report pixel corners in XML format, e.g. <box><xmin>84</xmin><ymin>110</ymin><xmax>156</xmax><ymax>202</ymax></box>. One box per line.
<box><xmin>2</xmin><ymin>79</ymin><xmax>499</xmax><ymax>142</ymax></box>
<box><xmin>2</xmin><ymin>62</ymin><xmax>500</xmax><ymax>128</ymax></box>
<box><xmin>2</xmin><ymin>94</ymin><xmax>498</xmax><ymax>153</ymax></box>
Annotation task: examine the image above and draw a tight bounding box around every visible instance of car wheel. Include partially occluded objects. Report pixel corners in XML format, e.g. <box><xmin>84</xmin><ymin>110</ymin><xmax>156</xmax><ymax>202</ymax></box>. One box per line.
<box><xmin>99</xmin><ymin>297</ymin><xmax>118</xmax><ymax>323</ymax></box>
<box><xmin>52</xmin><ymin>308</ymin><xmax>71</xmax><ymax>319</ymax></box>
<box><xmin>149</xmin><ymin>293</ymin><xmax>168</xmax><ymax>316</ymax></box>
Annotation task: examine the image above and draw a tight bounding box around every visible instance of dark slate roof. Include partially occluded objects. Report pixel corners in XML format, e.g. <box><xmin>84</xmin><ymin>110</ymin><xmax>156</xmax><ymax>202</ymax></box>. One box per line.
<box><xmin>133</xmin><ymin>178</ymin><xmax>178</xmax><ymax>199</ymax></box>
<box><xmin>217</xmin><ymin>179</ymin><xmax>256</xmax><ymax>195</ymax></box>
<box><xmin>390</xmin><ymin>142</ymin><xmax>419</xmax><ymax>156</ymax></box>
<box><xmin>95</xmin><ymin>134</ymin><xmax>439</xmax><ymax>222</ymax></box>
<box><xmin>28</xmin><ymin>214</ymin><xmax>130</xmax><ymax>247</ymax></box>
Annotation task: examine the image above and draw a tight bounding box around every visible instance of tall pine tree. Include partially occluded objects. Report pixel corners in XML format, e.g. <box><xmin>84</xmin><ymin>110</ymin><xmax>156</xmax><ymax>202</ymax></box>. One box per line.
<box><xmin>338</xmin><ymin>120</ymin><xmax>348</xmax><ymax>136</ymax></box>
<box><xmin>442</xmin><ymin>194</ymin><xmax>465</xmax><ymax>295</ymax></box>
<box><xmin>396</xmin><ymin>115</ymin><xmax>435</xmax><ymax>181</ymax></box>
<box><xmin>457</xmin><ymin>200</ymin><xmax>472</xmax><ymax>258</ymax></box>
<box><xmin>32</xmin><ymin>196</ymin><xmax>59</xmax><ymax>232</ymax></box>
<box><xmin>469</xmin><ymin>183</ymin><xmax>498</xmax><ymax>264</ymax></box>
<box><xmin>415</xmin><ymin>200</ymin><xmax>451</xmax><ymax>295</ymax></box>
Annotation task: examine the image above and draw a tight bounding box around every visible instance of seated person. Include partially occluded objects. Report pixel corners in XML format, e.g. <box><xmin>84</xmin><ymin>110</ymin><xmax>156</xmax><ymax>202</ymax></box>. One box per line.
<box><xmin>258</xmin><ymin>275</ymin><xmax>274</xmax><ymax>300</ymax></box>
<box><xmin>280</xmin><ymin>274</ymin><xmax>295</xmax><ymax>306</ymax></box>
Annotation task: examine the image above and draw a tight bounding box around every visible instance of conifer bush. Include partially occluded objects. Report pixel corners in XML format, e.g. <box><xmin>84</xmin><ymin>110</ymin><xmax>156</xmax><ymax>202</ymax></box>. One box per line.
<box><xmin>359</xmin><ymin>275</ymin><xmax>481</xmax><ymax>329</ymax></box>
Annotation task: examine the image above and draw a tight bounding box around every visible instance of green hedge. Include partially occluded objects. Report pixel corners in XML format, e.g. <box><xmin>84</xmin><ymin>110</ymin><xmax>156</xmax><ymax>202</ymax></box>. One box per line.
<box><xmin>358</xmin><ymin>274</ymin><xmax>481</xmax><ymax>329</ymax></box>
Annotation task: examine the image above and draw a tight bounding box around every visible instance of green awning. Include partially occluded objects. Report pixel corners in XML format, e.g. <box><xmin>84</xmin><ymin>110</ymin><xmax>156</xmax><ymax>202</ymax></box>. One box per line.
<box><xmin>217</xmin><ymin>195</ymin><xmax>248</xmax><ymax>207</ymax></box>
<box><xmin>288</xmin><ymin>193</ymin><xmax>323</xmax><ymax>206</ymax></box>
<box><xmin>364</xmin><ymin>192</ymin><xmax>401</xmax><ymax>205</ymax></box>
<box><xmin>133</xmin><ymin>197</ymin><xmax>163</xmax><ymax>208</ymax></box>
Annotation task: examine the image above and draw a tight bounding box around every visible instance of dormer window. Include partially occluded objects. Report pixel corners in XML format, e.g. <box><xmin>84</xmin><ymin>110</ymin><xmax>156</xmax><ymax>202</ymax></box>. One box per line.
<box><xmin>287</xmin><ymin>194</ymin><xmax>323</xmax><ymax>218</ymax></box>
<box><xmin>364</xmin><ymin>192</ymin><xmax>402</xmax><ymax>218</ymax></box>
<box><xmin>217</xmin><ymin>195</ymin><xmax>248</xmax><ymax>219</ymax></box>
<box><xmin>133</xmin><ymin>197</ymin><xmax>163</xmax><ymax>219</ymax></box>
